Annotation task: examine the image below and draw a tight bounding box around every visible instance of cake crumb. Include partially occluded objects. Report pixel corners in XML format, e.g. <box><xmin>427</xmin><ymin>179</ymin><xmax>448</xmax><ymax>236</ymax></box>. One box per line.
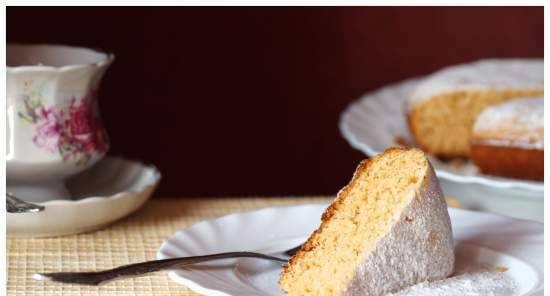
<box><xmin>446</xmin><ymin>158</ymin><xmax>467</xmax><ymax>168</ymax></box>
<box><xmin>394</xmin><ymin>136</ymin><xmax>411</xmax><ymax>147</ymax></box>
<box><xmin>445</xmin><ymin>196</ymin><xmax>462</xmax><ymax>209</ymax></box>
<box><xmin>495</xmin><ymin>266</ymin><xmax>508</xmax><ymax>273</ymax></box>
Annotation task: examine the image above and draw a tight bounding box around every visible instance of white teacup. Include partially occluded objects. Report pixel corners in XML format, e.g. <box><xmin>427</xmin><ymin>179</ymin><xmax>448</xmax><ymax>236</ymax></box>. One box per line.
<box><xmin>6</xmin><ymin>44</ymin><xmax>114</xmax><ymax>202</ymax></box>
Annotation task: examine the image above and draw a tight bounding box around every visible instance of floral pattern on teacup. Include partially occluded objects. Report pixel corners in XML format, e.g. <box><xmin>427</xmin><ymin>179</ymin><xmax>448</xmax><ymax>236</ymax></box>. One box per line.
<box><xmin>18</xmin><ymin>88</ymin><xmax>109</xmax><ymax>165</ymax></box>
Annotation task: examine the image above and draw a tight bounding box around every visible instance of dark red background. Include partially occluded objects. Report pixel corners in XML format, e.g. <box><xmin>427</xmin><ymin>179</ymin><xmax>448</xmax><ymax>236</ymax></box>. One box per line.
<box><xmin>7</xmin><ymin>7</ymin><xmax>544</xmax><ymax>197</ymax></box>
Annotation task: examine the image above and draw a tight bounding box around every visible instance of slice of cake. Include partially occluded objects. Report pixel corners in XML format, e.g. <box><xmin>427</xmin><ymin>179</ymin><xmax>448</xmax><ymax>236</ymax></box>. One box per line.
<box><xmin>470</xmin><ymin>97</ymin><xmax>543</xmax><ymax>180</ymax></box>
<box><xmin>407</xmin><ymin>59</ymin><xmax>543</xmax><ymax>158</ymax></box>
<box><xmin>279</xmin><ymin>148</ymin><xmax>454</xmax><ymax>296</ymax></box>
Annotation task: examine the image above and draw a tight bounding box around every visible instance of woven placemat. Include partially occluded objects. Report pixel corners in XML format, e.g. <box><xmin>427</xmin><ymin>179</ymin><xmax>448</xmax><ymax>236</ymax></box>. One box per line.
<box><xmin>7</xmin><ymin>196</ymin><xmax>332</xmax><ymax>296</ymax></box>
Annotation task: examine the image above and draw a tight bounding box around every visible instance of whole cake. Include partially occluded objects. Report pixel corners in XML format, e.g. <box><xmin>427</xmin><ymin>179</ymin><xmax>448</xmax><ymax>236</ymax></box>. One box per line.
<box><xmin>279</xmin><ymin>148</ymin><xmax>454</xmax><ymax>296</ymax></box>
<box><xmin>407</xmin><ymin>59</ymin><xmax>543</xmax><ymax>158</ymax></box>
<box><xmin>470</xmin><ymin>97</ymin><xmax>544</xmax><ymax>181</ymax></box>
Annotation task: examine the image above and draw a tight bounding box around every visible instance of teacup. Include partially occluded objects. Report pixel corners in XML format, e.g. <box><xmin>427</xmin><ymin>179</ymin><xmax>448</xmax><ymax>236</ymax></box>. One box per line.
<box><xmin>6</xmin><ymin>44</ymin><xmax>114</xmax><ymax>202</ymax></box>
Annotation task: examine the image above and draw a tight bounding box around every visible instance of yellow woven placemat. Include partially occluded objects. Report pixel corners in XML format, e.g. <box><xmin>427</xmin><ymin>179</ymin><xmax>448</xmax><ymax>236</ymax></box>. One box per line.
<box><xmin>7</xmin><ymin>196</ymin><xmax>332</xmax><ymax>296</ymax></box>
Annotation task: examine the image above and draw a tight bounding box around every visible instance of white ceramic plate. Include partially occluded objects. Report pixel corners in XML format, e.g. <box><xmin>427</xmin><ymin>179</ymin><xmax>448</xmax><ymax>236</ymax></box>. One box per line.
<box><xmin>7</xmin><ymin>156</ymin><xmax>161</xmax><ymax>237</ymax></box>
<box><xmin>339</xmin><ymin>78</ymin><xmax>543</xmax><ymax>193</ymax></box>
<box><xmin>157</xmin><ymin>204</ymin><xmax>543</xmax><ymax>296</ymax></box>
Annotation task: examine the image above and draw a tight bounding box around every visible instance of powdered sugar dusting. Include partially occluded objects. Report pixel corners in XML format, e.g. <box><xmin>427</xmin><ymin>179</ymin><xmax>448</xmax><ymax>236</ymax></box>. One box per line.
<box><xmin>472</xmin><ymin>97</ymin><xmax>543</xmax><ymax>149</ymax></box>
<box><xmin>386</xmin><ymin>267</ymin><xmax>517</xmax><ymax>296</ymax></box>
<box><xmin>409</xmin><ymin>59</ymin><xmax>543</xmax><ymax>107</ymax></box>
<box><xmin>385</xmin><ymin>242</ymin><xmax>521</xmax><ymax>296</ymax></box>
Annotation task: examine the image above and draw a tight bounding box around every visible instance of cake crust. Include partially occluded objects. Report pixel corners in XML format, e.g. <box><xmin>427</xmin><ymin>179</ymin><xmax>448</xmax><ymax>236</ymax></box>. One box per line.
<box><xmin>470</xmin><ymin>144</ymin><xmax>543</xmax><ymax>181</ymax></box>
<box><xmin>282</xmin><ymin>153</ymin><xmax>373</xmax><ymax>269</ymax></box>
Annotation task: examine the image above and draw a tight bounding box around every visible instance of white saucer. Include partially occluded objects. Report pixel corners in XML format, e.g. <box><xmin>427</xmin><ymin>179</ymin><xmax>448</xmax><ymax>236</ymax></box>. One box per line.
<box><xmin>157</xmin><ymin>204</ymin><xmax>543</xmax><ymax>296</ymax></box>
<box><xmin>7</xmin><ymin>156</ymin><xmax>161</xmax><ymax>237</ymax></box>
<box><xmin>339</xmin><ymin>78</ymin><xmax>543</xmax><ymax>221</ymax></box>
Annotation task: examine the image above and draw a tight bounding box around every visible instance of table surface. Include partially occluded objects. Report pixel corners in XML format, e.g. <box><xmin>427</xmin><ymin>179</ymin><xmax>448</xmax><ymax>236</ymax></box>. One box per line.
<box><xmin>7</xmin><ymin>196</ymin><xmax>332</xmax><ymax>296</ymax></box>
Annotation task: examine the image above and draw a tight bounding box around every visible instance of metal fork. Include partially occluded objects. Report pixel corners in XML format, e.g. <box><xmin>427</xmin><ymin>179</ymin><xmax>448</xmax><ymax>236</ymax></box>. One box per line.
<box><xmin>6</xmin><ymin>193</ymin><xmax>45</xmax><ymax>213</ymax></box>
<box><xmin>34</xmin><ymin>246</ymin><xmax>302</xmax><ymax>285</ymax></box>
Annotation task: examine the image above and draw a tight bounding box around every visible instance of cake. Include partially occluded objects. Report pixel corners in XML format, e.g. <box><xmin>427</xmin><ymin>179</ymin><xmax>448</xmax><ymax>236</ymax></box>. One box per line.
<box><xmin>470</xmin><ymin>97</ymin><xmax>544</xmax><ymax>181</ymax></box>
<box><xmin>279</xmin><ymin>148</ymin><xmax>454</xmax><ymax>296</ymax></box>
<box><xmin>407</xmin><ymin>59</ymin><xmax>543</xmax><ymax>158</ymax></box>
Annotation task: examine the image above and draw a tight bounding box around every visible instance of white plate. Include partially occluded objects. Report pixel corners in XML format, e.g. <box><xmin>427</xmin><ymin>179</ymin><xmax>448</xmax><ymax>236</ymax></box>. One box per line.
<box><xmin>7</xmin><ymin>156</ymin><xmax>161</xmax><ymax>237</ymax></box>
<box><xmin>339</xmin><ymin>78</ymin><xmax>543</xmax><ymax>193</ymax></box>
<box><xmin>157</xmin><ymin>204</ymin><xmax>543</xmax><ymax>296</ymax></box>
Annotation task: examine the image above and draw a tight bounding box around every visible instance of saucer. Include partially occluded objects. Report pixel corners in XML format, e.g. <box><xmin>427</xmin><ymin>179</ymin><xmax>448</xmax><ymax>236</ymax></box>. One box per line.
<box><xmin>7</xmin><ymin>156</ymin><xmax>161</xmax><ymax>237</ymax></box>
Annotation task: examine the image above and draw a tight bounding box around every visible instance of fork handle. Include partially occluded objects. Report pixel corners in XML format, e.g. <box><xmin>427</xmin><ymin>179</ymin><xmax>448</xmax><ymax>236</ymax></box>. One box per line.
<box><xmin>35</xmin><ymin>252</ymin><xmax>287</xmax><ymax>285</ymax></box>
